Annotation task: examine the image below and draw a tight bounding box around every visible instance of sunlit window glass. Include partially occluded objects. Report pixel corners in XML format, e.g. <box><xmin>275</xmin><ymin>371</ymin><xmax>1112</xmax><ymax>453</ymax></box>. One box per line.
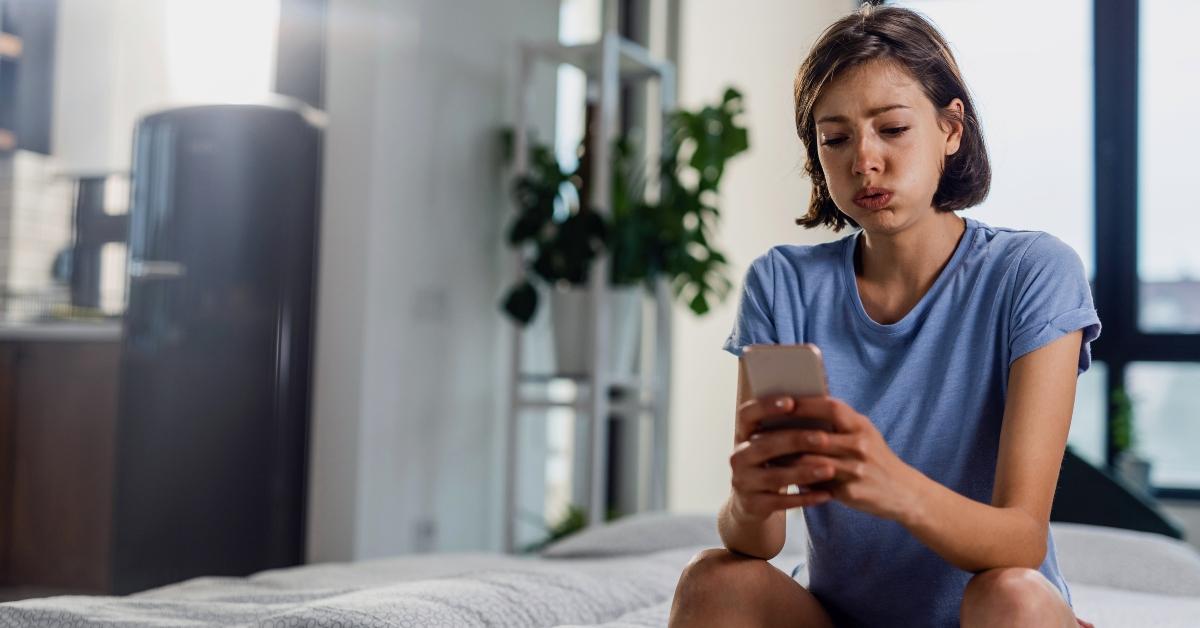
<box><xmin>1137</xmin><ymin>0</ymin><xmax>1200</xmax><ymax>332</ymax></box>
<box><xmin>892</xmin><ymin>0</ymin><xmax>1094</xmax><ymax>276</ymax></box>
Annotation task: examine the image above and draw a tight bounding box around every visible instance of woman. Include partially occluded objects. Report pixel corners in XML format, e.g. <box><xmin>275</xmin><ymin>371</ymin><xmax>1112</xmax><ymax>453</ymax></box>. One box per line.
<box><xmin>668</xmin><ymin>3</ymin><xmax>1100</xmax><ymax>628</ymax></box>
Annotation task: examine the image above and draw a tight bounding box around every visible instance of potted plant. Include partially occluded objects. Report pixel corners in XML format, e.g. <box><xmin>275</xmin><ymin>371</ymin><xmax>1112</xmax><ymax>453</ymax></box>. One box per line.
<box><xmin>499</xmin><ymin>88</ymin><xmax>750</xmax><ymax>374</ymax></box>
<box><xmin>1111</xmin><ymin>386</ymin><xmax>1153</xmax><ymax>493</ymax></box>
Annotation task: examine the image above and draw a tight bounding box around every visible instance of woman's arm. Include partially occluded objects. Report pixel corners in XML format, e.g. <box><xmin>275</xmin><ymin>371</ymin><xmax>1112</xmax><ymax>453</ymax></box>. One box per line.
<box><xmin>739</xmin><ymin>330</ymin><xmax>1086</xmax><ymax>572</ymax></box>
<box><xmin>718</xmin><ymin>360</ymin><xmax>788</xmax><ymax>558</ymax></box>
<box><xmin>899</xmin><ymin>330</ymin><xmax>1084</xmax><ymax>572</ymax></box>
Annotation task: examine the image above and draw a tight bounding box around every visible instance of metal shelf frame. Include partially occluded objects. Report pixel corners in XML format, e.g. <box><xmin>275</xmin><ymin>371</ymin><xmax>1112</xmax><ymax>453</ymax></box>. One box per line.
<box><xmin>503</xmin><ymin>31</ymin><xmax>676</xmax><ymax>553</ymax></box>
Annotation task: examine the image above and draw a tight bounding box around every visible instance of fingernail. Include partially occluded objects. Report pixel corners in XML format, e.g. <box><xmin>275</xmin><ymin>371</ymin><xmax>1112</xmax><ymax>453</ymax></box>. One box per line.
<box><xmin>775</xmin><ymin>397</ymin><xmax>791</xmax><ymax>409</ymax></box>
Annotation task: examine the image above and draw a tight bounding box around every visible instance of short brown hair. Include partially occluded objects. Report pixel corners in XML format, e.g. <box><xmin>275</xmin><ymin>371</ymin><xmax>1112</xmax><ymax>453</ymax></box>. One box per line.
<box><xmin>793</xmin><ymin>2</ymin><xmax>991</xmax><ymax>232</ymax></box>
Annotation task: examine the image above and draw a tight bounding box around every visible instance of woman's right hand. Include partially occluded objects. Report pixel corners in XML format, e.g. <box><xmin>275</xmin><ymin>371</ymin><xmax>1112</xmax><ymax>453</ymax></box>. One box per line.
<box><xmin>729</xmin><ymin>394</ymin><xmax>834</xmax><ymax>522</ymax></box>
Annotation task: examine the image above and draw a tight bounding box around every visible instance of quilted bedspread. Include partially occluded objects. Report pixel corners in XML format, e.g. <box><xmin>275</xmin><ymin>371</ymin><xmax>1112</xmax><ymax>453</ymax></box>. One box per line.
<box><xmin>0</xmin><ymin>546</ymin><xmax>723</xmax><ymax>627</ymax></box>
<box><xmin>3</xmin><ymin>519</ymin><xmax>1200</xmax><ymax>627</ymax></box>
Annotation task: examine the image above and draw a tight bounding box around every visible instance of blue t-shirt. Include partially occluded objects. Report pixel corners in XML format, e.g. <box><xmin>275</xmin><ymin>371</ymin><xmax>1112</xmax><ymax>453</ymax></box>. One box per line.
<box><xmin>722</xmin><ymin>216</ymin><xmax>1101</xmax><ymax>628</ymax></box>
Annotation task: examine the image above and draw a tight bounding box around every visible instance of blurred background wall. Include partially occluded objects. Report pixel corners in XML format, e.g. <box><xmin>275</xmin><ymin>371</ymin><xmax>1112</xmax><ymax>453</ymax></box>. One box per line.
<box><xmin>668</xmin><ymin>0</ymin><xmax>848</xmax><ymax>515</ymax></box>
<box><xmin>307</xmin><ymin>0</ymin><xmax>560</xmax><ymax>561</ymax></box>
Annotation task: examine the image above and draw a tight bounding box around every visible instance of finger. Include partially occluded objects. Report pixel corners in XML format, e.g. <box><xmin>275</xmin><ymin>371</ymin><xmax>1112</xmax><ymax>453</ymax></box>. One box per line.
<box><xmin>795</xmin><ymin>454</ymin><xmax>863</xmax><ymax>481</ymax></box>
<box><xmin>791</xmin><ymin>396</ymin><xmax>860</xmax><ymax>433</ymax></box>
<box><xmin>737</xmin><ymin>430</ymin><xmax>825</xmax><ymax>467</ymax></box>
<box><xmin>740</xmin><ymin>461</ymin><xmax>836</xmax><ymax>492</ymax></box>
<box><xmin>731</xmin><ymin>435</ymin><xmax>794</xmax><ymax>470</ymax></box>
<box><xmin>755</xmin><ymin>489</ymin><xmax>834</xmax><ymax>511</ymax></box>
<box><xmin>731</xmin><ymin>440</ymin><xmax>801</xmax><ymax>480</ymax></box>
<box><xmin>805</xmin><ymin>430</ymin><xmax>870</xmax><ymax>459</ymax></box>
<box><xmin>735</xmin><ymin>395</ymin><xmax>795</xmax><ymax>440</ymax></box>
<box><xmin>736</xmin><ymin>452</ymin><xmax>855</xmax><ymax>485</ymax></box>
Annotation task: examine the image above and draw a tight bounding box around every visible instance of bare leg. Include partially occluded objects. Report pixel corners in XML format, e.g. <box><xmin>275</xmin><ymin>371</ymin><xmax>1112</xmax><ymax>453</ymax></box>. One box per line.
<box><xmin>668</xmin><ymin>548</ymin><xmax>837</xmax><ymax>628</ymax></box>
<box><xmin>961</xmin><ymin>567</ymin><xmax>1082</xmax><ymax>628</ymax></box>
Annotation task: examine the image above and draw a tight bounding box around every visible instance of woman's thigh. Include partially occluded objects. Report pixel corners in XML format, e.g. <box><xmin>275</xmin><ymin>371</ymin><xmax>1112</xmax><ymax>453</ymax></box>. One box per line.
<box><xmin>669</xmin><ymin>548</ymin><xmax>838</xmax><ymax>628</ymax></box>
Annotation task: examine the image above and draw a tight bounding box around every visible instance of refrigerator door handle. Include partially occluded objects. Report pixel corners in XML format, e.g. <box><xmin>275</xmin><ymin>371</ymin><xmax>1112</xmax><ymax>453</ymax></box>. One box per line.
<box><xmin>129</xmin><ymin>259</ymin><xmax>187</xmax><ymax>279</ymax></box>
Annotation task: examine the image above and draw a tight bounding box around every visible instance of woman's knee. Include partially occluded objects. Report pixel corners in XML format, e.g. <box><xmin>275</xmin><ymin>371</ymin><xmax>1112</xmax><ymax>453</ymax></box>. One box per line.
<box><xmin>961</xmin><ymin>567</ymin><xmax>1072</xmax><ymax>627</ymax></box>
<box><xmin>674</xmin><ymin>548</ymin><xmax>775</xmax><ymax>604</ymax></box>
<box><xmin>671</xmin><ymin>549</ymin><xmax>835</xmax><ymax>628</ymax></box>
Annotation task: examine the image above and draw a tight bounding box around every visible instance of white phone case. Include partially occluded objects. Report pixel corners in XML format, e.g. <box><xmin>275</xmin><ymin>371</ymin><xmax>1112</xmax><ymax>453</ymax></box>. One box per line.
<box><xmin>741</xmin><ymin>343</ymin><xmax>834</xmax><ymax>436</ymax></box>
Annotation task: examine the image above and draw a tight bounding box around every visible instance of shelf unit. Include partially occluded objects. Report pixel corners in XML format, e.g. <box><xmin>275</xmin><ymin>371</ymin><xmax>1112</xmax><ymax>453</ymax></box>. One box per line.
<box><xmin>0</xmin><ymin>30</ymin><xmax>16</xmax><ymax>152</ymax></box>
<box><xmin>0</xmin><ymin>32</ymin><xmax>21</xmax><ymax>59</ymax></box>
<box><xmin>503</xmin><ymin>31</ymin><xmax>676</xmax><ymax>553</ymax></box>
<box><xmin>0</xmin><ymin>23</ymin><xmax>21</xmax><ymax>152</ymax></box>
<box><xmin>0</xmin><ymin>0</ymin><xmax>56</xmax><ymax>156</ymax></box>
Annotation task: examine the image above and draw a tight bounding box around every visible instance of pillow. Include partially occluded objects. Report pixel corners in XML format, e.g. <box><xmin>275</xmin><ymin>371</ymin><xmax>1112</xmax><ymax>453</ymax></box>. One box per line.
<box><xmin>540</xmin><ymin>511</ymin><xmax>719</xmax><ymax>558</ymax></box>
<box><xmin>1051</xmin><ymin>521</ymin><xmax>1200</xmax><ymax>596</ymax></box>
<box><xmin>539</xmin><ymin>510</ymin><xmax>810</xmax><ymax>559</ymax></box>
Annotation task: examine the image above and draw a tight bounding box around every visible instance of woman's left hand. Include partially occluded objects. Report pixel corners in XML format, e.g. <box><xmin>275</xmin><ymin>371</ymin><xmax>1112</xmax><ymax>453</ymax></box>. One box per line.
<box><xmin>748</xmin><ymin>395</ymin><xmax>925</xmax><ymax>522</ymax></box>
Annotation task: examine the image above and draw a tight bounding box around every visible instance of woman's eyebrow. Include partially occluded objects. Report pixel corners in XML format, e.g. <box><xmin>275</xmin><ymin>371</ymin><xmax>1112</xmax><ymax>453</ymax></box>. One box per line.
<box><xmin>816</xmin><ymin>104</ymin><xmax>911</xmax><ymax>124</ymax></box>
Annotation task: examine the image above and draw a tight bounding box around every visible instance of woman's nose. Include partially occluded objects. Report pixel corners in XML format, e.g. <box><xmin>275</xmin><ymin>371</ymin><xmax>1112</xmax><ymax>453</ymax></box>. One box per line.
<box><xmin>852</xmin><ymin>135</ymin><xmax>883</xmax><ymax>175</ymax></box>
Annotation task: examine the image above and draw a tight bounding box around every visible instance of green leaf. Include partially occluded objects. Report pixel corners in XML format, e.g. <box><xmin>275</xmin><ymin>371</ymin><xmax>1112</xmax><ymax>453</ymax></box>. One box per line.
<box><xmin>723</xmin><ymin>126</ymin><xmax>749</xmax><ymax>157</ymax></box>
<box><xmin>501</xmin><ymin>281</ymin><xmax>538</xmax><ymax>325</ymax></box>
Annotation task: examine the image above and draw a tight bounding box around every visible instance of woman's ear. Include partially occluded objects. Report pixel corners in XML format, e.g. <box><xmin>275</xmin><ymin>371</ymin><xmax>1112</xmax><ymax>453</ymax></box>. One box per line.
<box><xmin>943</xmin><ymin>98</ymin><xmax>965</xmax><ymax>156</ymax></box>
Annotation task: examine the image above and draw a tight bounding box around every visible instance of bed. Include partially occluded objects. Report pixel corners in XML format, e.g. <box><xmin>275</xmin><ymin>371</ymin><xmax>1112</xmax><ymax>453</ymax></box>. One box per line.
<box><xmin>2</xmin><ymin>512</ymin><xmax>1199</xmax><ymax>627</ymax></box>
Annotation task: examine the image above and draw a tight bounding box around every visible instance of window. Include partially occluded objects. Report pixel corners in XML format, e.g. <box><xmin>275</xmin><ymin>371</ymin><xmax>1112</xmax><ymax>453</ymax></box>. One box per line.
<box><xmin>893</xmin><ymin>0</ymin><xmax>1094</xmax><ymax>275</ymax></box>
<box><xmin>1137</xmin><ymin>0</ymin><xmax>1200</xmax><ymax>333</ymax></box>
<box><xmin>1126</xmin><ymin>363</ymin><xmax>1200</xmax><ymax>488</ymax></box>
<box><xmin>893</xmin><ymin>0</ymin><xmax>1200</xmax><ymax>496</ymax></box>
<box><xmin>1112</xmin><ymin>0</ymin><xmax>1200</xmax><ymax>496</ymax></box>
<box><xmin>894</xmin><ymin>0</ymin><xmax>1112</xmax><ymax>471</ymax></box>
<box><xmin>1071</xmin><ymin>362</ymin><xmax>1108</xmax><ymax>468</ymax></box>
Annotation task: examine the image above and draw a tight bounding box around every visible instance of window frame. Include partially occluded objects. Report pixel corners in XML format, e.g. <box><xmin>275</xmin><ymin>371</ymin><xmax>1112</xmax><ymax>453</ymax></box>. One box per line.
<box><xmin>881</xmin><ymin>0</ymin><xmax>1200</xmax><ymax>497</ymax></box>
<box><xmin>1093</xmin><ymin>0</ymin><xmax>1200</xmax><ymax>499</ymax></box>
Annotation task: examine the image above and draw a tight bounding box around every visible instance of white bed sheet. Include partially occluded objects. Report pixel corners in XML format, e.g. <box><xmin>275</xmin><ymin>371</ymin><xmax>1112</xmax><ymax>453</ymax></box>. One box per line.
<box><xmin>1</xmin><ymin>520</ymin><xmax>1198</xmax><ymax>627</ymax></box>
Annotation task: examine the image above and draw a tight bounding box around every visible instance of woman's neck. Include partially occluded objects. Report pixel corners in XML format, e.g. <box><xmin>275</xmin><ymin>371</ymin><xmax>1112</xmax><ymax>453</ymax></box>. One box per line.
<box><xmin>855</xmin><ymin>210</ymin><xmax>967</xmax><ymax>298</ymax></box>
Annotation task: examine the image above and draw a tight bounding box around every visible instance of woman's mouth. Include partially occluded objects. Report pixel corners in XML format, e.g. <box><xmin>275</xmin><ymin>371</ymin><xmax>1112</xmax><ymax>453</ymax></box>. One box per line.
<box><xmin>853</xmin><ymin>190</ymin><xmax>893</xmax><ymax>210</ymax></box>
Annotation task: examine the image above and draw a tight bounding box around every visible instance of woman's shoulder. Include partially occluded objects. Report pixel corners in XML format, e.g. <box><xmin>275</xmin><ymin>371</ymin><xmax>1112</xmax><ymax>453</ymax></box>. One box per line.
<box><xmin>749</xmin><ymin>234</ymin><xmax>851</xmax><ymax>276</ymax></box>
<box><xmin>967</xmin><ymin>218</ymin><xmax>1086</xmax><ymax>274</ymax></box>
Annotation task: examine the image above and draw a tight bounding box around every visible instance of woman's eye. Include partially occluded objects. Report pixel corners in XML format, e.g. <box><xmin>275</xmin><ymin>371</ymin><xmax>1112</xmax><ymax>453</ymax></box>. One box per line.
<box><xmin>820</xmin><ymin>138</ymin><xmax>846</xmax><ymax>147</ymax></box>
<box><xmin>883</xmin><ymin>126</ymin><xmax>910</xmax><ymax>136</ymax></box>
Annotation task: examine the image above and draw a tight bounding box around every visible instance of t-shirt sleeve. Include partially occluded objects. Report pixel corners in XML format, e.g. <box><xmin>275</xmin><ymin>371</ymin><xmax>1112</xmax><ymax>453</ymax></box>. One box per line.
<box><xmin>721</xmin><ymin>251</ymin><xmax>778</xmax><ymax>358</ymax></box>
<box><xmin>1008</xmin><ymin>233</ymin><xmax>1102</xmax><ymax>375</ymax></box>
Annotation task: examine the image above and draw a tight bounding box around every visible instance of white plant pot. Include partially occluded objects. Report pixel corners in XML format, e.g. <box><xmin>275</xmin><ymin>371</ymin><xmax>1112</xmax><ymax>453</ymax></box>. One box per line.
<box><xmin>1116</xmin><ymin>451</ymin><xmax>1153</xmax><ymax>494</ymax></box>
<box><xmin>610</xmin><ymin>286</ymin><xmax>643</xmax><ymax>379</ymax></box>
<box><xmin>550</xmin><ymin>285</ymin><xmax>642</xmax><ymax>379</ymax></box>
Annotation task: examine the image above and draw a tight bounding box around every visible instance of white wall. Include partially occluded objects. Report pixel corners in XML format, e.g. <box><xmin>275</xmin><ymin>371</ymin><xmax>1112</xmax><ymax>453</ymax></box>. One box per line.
<box><xmin>309</xmin><ymin>0</ymin><xmax>861</xmax><ymax>558</ymax></box>
<box><xmin>52</xmin><ymin>0</ymin><xmax>169</xmax><ymax>174</ymax></box>
<box><xmin>308</xmin><ymin>0</ymin><xmax>559</xmax><ymax>561</ymax></box>
<box><xmin>52</xmin><ymin>0</ymin><xmax>276</xmax><ymax>175</ymax></box>
<box><xmin>668</xmin><ymin>0</ymin><xmax>853</xmax><ymax>514</ymax></box>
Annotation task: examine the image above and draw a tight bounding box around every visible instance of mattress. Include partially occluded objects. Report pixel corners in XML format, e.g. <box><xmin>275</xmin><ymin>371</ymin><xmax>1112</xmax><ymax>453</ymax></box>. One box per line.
<box><xmin>1</xmin><ymin>516</ymin><xmax>1198</xmax><ymax>627</ymax></box>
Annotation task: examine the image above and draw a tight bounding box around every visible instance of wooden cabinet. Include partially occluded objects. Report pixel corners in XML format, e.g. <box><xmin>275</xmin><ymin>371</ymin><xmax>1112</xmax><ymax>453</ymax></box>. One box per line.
<box><xmin>0</xmin><ymin>338</ymin><xmax>120</xmax><ymax>594</ymax></box>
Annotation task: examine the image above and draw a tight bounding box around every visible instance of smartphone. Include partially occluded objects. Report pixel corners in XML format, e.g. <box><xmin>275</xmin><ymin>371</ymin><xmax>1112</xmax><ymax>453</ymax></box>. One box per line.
<box><xmin>741</xmin><ymin>343</ymin><xmax>834</xmax><ymax>466</ymax></box>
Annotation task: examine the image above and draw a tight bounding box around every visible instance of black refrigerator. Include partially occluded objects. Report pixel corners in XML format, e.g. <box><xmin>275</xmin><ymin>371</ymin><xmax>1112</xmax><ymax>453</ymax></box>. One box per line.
<box><xmin>111</xmin><ymin>101</ymin><xmax>322</xmax><ymax>594</ymax></box>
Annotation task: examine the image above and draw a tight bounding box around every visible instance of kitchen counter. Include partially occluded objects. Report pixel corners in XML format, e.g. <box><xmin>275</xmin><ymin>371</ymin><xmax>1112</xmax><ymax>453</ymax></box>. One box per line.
<box><xmin>0</xmin><ymin>321</ymin><xmax>122</xmax><ymax>342</ymax></box>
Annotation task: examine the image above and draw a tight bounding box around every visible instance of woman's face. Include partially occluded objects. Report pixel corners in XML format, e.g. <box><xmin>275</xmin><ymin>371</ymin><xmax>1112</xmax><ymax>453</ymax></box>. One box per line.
<box><xmin>812</xmin><ymin>59</ymin><xmax>964</xmax><ymax>234</ymax></box>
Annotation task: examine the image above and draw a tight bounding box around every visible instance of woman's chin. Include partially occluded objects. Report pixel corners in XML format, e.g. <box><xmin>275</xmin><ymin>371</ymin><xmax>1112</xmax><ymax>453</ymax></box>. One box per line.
<box><xmin>852</xmin><ymin>207</ymin><xmax>905</xmax><ymax>234</ymax></box>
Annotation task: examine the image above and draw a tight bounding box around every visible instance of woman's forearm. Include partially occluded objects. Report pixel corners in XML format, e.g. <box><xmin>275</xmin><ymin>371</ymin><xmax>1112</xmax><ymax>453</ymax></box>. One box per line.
<box><xmin>898</xmin><ymin>470</ymin><xmax>1047</xmax><ymax>573</ymax></box>
<box><xmin>717</xmin><ymin>491</ymin><xmax>787</xmax><ymax>560</ymax></box>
